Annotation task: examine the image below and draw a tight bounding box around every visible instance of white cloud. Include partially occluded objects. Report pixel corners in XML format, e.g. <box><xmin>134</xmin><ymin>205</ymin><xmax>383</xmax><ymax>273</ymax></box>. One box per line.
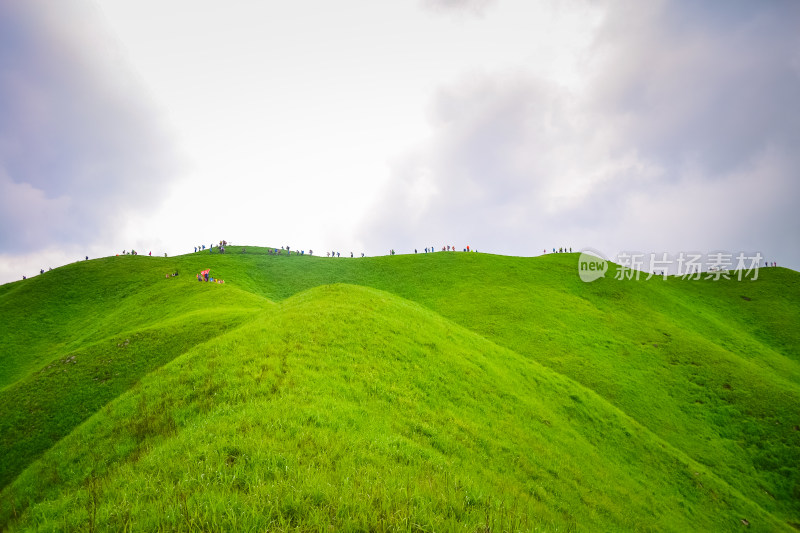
<box><xmin>421</xmin><ymin>0</ymin><xmax>497</xmax><ymax>17</ymax></box>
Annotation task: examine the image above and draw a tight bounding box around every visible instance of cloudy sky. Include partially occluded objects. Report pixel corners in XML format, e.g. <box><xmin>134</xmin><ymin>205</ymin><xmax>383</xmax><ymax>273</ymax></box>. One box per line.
<box><xmin>1</xmin><ymin>0</ymin><xmax>798</xmax><ymax>283</ymax></box>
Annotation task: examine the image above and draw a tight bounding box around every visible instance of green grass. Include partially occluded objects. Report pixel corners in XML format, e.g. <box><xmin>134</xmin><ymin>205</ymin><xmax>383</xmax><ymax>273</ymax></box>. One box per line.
<box><xmin>1</xmin><ymin>249</ymin><xmax>798</xmax><ymax>531</ymax></box>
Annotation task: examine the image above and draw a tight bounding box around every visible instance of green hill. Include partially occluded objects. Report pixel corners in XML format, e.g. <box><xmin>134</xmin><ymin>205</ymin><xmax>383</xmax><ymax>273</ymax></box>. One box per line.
<box><xmin>1</xmin><ymin>249</ymin><xmax>798</xmax><ymax>531</ymax></box>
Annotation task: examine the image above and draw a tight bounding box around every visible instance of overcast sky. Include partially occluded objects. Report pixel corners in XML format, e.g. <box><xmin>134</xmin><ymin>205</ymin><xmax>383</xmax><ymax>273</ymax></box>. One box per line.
<box><xmin>1</xmin><ymin>0</ymin><xmax>798</xmax><ymax>284</ymax></box>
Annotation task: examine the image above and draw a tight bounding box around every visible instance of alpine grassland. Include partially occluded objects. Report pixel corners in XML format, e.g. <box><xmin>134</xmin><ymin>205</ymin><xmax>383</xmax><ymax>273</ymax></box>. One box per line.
<box><xmin>1</xmin><ymin>248</ymin><xmax>798</xmax><ymax>531</ymax></box>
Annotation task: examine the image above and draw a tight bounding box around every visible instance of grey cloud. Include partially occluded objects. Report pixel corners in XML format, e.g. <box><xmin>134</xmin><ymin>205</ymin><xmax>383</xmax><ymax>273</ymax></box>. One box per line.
<box><xmin>359</xmin><ymin>74</ymin><xmax>588</xmax><ymax>253</ymax></box>
<box><xmin>360</xmin><ymin>2</ymin><xmax>800</xmax><ymax>269</ymax></box>
<box><xmin>591</xmin><ymin>0</ymin><xmax>800</xmax><ymax>178</ymax></box>
<box><xmin>0</xmin><ymin>1</ymin><xmax>180</xmax><ymax>254</ymax></box>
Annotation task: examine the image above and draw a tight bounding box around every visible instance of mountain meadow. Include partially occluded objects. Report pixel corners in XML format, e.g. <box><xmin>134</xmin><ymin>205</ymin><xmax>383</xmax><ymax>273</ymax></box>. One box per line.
<box><xmin>1</xmin><ymin>248</ymin><xmax>798</xmax><ymax>531</ymax></box>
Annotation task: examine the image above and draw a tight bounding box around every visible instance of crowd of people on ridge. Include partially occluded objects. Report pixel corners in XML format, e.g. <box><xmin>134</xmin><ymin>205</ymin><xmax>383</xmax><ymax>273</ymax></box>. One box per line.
<box><xmin>16</xmin><ymin>240</ymin><xmax>783</xmax><ymax>282</ymax></box>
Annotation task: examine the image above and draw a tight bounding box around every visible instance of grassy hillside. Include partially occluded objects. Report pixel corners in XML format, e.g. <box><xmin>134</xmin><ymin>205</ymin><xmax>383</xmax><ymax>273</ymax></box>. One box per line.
<box><xmin>1</xmin><ymin>249</ymin><xmax>798</xmax><ymax>531</ymax></box>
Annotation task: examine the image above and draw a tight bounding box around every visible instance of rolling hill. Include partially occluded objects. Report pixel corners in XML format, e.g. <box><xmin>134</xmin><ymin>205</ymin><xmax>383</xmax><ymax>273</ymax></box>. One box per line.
<box><xmin>1</xmin><ymin>248</ymin><xmax>798</xmax><ymax>531</ymax></box>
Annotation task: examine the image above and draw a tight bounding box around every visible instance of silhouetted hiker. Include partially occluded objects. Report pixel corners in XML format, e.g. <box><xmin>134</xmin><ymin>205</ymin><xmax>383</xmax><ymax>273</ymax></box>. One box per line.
<box><xmin>350</xmin><ymin>252</ymin><xmax>353</xmax><ymax>257</ymax></box>
<box><xmin>85</xmin><ymin>256</ymin><xmax>88</xmax><ymax>261</ymax></box>
<box><xmin>570</xmin><ymin>247</ymin><xmax>572</xmax><ymax>253</ymax></box>
<box><xmin>415</xmin><ymin>249</ymin><xmax>417</xmax><ymax>254</ymax></box>
<box><xmin>361</xmin><ymin>253</ymin><xmax>365</xmax><ymax>257</ymax></box>
<box><xmin>40</xmin><ymin>269</ymin><xmax>44</xmax><ymax>275</ymax></box>
<box><xmin>22</xmin><ymin>275</ymin><xmax>26</xmax><ymax>280</ymax></box>
<box><xmin>337</xmin><ymin>252</ymin><xmax>340</xmax><ymax>257</ymax></box>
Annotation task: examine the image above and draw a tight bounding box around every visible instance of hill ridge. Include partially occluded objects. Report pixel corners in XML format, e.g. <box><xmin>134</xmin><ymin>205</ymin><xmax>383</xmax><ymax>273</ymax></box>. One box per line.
<box><xmin>3</xmin><ymin>283</ymin><xmax>791</xmax><ymax>530</ymax></box>
<box><xmin>1</xmin><ymin>249</ymin><xmax>798</xmax><ymax>530</ymax></box>
<box><xmin>278</xmin><ymin>284</ymin><xmax>792</xmax><ymax>525</ymax></box>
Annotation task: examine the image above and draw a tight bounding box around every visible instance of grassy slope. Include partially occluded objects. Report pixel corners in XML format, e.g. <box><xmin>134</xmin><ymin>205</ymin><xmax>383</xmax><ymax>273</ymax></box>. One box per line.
<box><xmin>215</xmin><ymin>250</ymin><xmax>800</xmax><ymax>523</ymax></box>
<box><xmin>0</xmin><ymin>249</ymin><xmax>798</xmax><ymax>530</ymax></box>
<box><xmin>0</xmin><ymin>256</ymin><xmax>270</xmax><ymax>488</ymax></box>
<box><xmin>1</xmin><ymin>285</ymin><xmax>789</xmax><ymax>531</ymax></box>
